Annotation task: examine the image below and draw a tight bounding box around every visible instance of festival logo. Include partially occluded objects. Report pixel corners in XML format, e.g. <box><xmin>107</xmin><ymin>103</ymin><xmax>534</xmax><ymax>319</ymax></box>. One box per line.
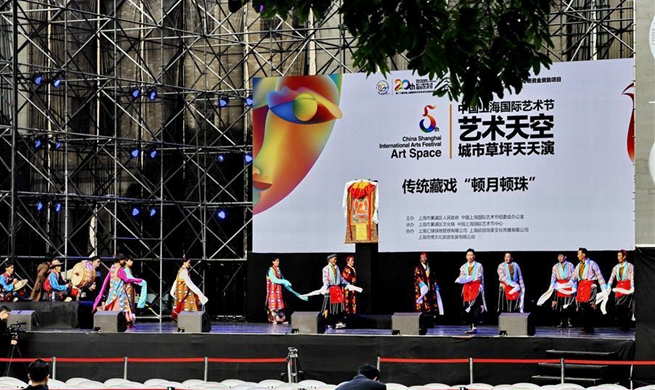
<box><xmin>252</xmin><ymin>75</ymin><xmax>343</xmax><ymax>214</ymax></box>
<box><xmin>419</xmin><ymin>105</ymin><xmax>439</xmax><ymax>133</ymax></box>
<box><xmin>376</xmin><ymin>80</ymin><xmax>390</xmax><ymax>95</ymax></box>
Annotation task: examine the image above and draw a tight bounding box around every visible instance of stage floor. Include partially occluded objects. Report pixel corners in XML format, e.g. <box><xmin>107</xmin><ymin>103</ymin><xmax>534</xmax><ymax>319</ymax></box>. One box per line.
<box><xmin>34</xmin><ymin>321</ymin><xmax>636</xmax><ymax>339</ymax></box>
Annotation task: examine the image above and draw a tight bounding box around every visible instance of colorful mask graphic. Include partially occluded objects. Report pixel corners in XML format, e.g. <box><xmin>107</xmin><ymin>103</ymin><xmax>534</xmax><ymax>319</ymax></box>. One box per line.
<box><xmin>252</xmin><ymin>75</ymin><xmax>343</xmax><ymax>214</ymax></box>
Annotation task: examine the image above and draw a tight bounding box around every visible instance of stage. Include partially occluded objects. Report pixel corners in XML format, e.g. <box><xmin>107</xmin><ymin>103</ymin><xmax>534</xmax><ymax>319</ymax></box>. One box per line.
<box><xmin>10</xmin><ymin>322</ymin><xmax>634</xmax><ymax>386</ymax></box>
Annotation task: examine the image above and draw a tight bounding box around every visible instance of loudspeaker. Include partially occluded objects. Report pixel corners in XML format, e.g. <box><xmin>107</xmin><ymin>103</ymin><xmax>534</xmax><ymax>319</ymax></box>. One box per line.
<box><xmin>498</xmin><ymin>312</ymin><xmax>535</xmax><ymax>336</ymax></box>
<box><xmin>93</xmin><ymin>311</ymin><xmax>127</xmax><ymax>333</ymax></box>
<box><xmin>291</xmin><ymin>311</ymin><xmax>325</xmax><ymax>334</ymax></box>
<box><xmin>391</xmin><ymin>312</ymin><xmax>424</xmax><ymax>335</ymax></box>
<box><xmin>177</xmin><ymin>311</ymin><xmax>211</xmax><ymax>333</ymax></box>
<box><xmin>8</xmin><ymin>310</ymin><xmax>39</xmax><ymax>331</ymax></box>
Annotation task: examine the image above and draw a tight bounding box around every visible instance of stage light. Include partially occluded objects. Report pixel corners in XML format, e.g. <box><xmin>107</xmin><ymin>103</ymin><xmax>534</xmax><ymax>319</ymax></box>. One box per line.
<box><xmin>32</xmin><ymin>72</ymin><xmax>43</xmax><ymax>86</ymax></box>
<box><xmin>147</xmin><ymin>148</ymin><xmax>157</xmax><ymax>159</ymax></box>
<box><xmin>245</xmin><ymin>95</ymin><xmax>253</xmax><ymax>107</ymax></box>
<box><xmin>130</xmin><ymin>147</ymin><xmax>140</xmax><ymax>158</ymax></box>
<box><xmin>252</xmin><ymin>1</ymin><xmax>263</xmax><ymax>13</ymax></box>
<box><xmin>244</xmin><ymin>153</ymin><xmax>253</xmax><ymax>163</ymax></box>
<box><xmin>216</xmin><ymin>154</ymin><xmax>225</xmax><ymax>162</ymax></box>
<box><xmin>52</xmin><ymin>77</ymin><xmax>63</xmax><ymax>88</ymax></box>
<box><xmin>54</xmin><ymin>137</ymin><xmax>63</xmax><ymax>150</ymax></box>
<box><xmin>147</xmin><ymin>87</ymin><xmax>158</xmax><ymax>101</ymax></box>
<box><xmin>130</xmin><ymin>87</ymin><xmax>141</xmax><ymax>99</ymax></box>
<box><xmin>34</xmin><ymin>138</ymin><xmax>43</xmax><ymax>150</ymax></box>
<box><xmin>131</xmin><ymin>207</ymin><xmax>141</xmax><ymax>217</ymax></box>
<box><xmin>228</xmin><ymin>0</ymin><xmax>241</xmax><ymax>13</ymax></box>
<box><xmin>218</xmin><ymin>96</ymin><xmax>229</xmax><ymax>108</ymax></box>
<box><xmin>216</xmin><ymin>209</ymin><xmax>227</xmax><ymax>220</ymax></box>
<box><xmin>54</xmin><ymin>202</ymin><xmax>62</xmax><ymax>213</ymax></box>
<box><xmin>36</xmin><ymin>201</ymin><xmax>44</xmax><ymax>212</ymax></box>
<box><xmin>149</xmin><ymin>207</ymin><xmax>157</xmax><ymax>217</ymax></box>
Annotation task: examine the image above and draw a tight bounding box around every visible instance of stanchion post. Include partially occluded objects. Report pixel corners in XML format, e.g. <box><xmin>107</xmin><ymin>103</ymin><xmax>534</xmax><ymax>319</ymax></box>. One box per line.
<box><xmin>560</xmin><ymin>358</ymin><xmax>565</xmax><ymax>384</ymax></box>
<box><xmin>376</xmin><ymin>357</ymin><xmax>380</xmax><ymax>371</ymax></box>
<box><xmin>123</xmin><ymin>357</ymin><xmax>128</xmax><ymax>380</ymax></box>
<box><xmin>468</xmin><ymin>357</ymin><xmax>473</xmax><ymax>384</ymax></box>
<box><xmin>630</xmin><ymin>364</ymin><xmax>633</xmax><ymax>390</ymax></box>
<box><xmin>52</xmin><ymin>357</ymin><xmax>56</xmax><ymax>380</ymax></box>
<box><xmin>204</xmin><ymin>357</ymin><xmax>209</xmax><ymax>381</ymax></box>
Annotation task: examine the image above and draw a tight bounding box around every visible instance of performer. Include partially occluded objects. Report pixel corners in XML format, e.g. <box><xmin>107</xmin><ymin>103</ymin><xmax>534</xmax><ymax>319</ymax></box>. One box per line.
<box><xmin>342</xmin><ymin>256</ymin><xmax>358</xmax><ymax>314</ymax></box>
<box><xmin>0</xmin><ymin>262</ymin><xmax>29</xmax><ymax>302</ymax></box>
<box><xmin>93</xmin><ymin>254</ymin><xmax>143</xmax><ymax>326</ymax></box>
<box><xmin>170</xmin><ymin>257</ymin><xmax>208</xmax><ymax>321</ymax></box>
<box><xmin>547</xmin><ymin>254</ymin><xmax>577</xmax><ymax>328</ymax></box>
<box><xmin>414</xmin><ymin>252</ymin><xmax>442</xmax><ymax>316</ymax></box>
<box><xmin>43</xmin><ymin>260</ymin><xmax>76</xmax><ymax>301</ymax></box>
<box><xmin>265</xmin><ymin>257</ymin><xmax>306</xmax><ymax>324</ymax></box>
<box><xmin>31</xmin><ymin>255</ymin><xmax>53</xmax><ymax>301</ymax></box>
<box><xmin>455</xmin><ymin>248</ymin><xmax>486</xmax><ymax>334</ymax></box>
<box><xmin>573</xmin><ymin>247</ymin><xmax>607</xmax><ymax>334</ymax></box>
<box><xmin>607</xmin><ymin>249</ymin><xmax>634</xmax><ymax>331</ymax></box>
<box><xmin>78</xmin><ymin>256</ymin><xmax>102</xmax><ymax>301</ymax></box>
<box><xmin>124</xmin><ymin>255</ymin><xmax>148</xmax><ymax>310</ymax></box>
<box><xmin>322</xmin><ymin>254</ymin><xmax>349</xmax><ymax>329</ymax></box>
<box><xmin>496</xmin><ymin>252</ymin><xmax>525</xmax><ymax>313</ymax></box>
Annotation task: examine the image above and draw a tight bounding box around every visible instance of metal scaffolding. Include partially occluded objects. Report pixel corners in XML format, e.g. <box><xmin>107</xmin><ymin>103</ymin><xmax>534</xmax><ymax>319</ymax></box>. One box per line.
<box><xmin>0</xmin><ymin>0</ymin><xmax>634</xmax><ymax>319</ymax></box>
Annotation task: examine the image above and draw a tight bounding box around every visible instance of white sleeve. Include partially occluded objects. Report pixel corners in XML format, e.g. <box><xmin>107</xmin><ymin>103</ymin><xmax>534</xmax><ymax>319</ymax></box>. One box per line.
<box><xmin>181</xmin><ymin>269</ymin><xmax>207</xmax><ymax>302</ymax></box>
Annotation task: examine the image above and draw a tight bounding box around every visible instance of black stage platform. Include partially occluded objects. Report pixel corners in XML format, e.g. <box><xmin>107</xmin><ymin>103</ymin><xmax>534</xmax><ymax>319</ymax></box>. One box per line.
<box><xmin>9</xmin><ymin>323</ymin><xmax>634</xmax><ymax>386</ymax></box>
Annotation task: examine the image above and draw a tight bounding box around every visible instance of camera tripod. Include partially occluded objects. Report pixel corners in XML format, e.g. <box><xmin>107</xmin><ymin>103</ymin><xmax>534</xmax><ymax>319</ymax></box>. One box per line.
<box><xmin>3</xmin><ymin>337</ymin><xmax>25</xmax><ymax>377</ymax></box>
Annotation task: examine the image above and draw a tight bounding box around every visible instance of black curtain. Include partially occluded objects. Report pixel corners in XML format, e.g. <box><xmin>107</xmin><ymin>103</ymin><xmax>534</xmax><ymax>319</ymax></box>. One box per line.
<box><xmin>634</xmin><ymin>246</ymin><xmax>655</xmax><ymax>385</ymax></box>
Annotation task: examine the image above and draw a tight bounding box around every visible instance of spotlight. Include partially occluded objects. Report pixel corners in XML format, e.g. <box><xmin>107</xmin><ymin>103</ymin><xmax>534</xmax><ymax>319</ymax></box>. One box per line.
<box><xmin>244</xmin><ymin>153</ymin><xmax>253</xmax><ymax>163</ymax></box>
<box><xmin>147</xmin><ymin>87</ymin><xmax>158</xmax><ymax>101</ymax></box>
<box><xmin>252</xmin><ymin>1</ymin><xmax>263</xmax><ymax>13</ymax></box>
<box><xmin>218</xmin><ymin>96</ymin><xmax>229</xmax><ymax>108</ymax></box>
<box><xmin>130</xmin><ymin>147</ymin><xmax>140</xmax><ymax>158</ymax></box>
<box><xmin>36</xmin><ymin>201</ymin><xmax>44</xmax><ymax>212</ymax></box>
<box><xmin>52</xmin><ymin>77</ymin><xmax>63</xmax><ymax>88</ymax></box>
<box><xmin>54</xmin><ymin>202</ymin><xmax>62</xmax><ymax>213</ymax></box>
<box><xmin>54</xmin><ymin>138</ymin><xmax>63</xmax><ymax>150</ymax></box>
<box><xmin>147</xmin><ymin>148</ymin><xmax>157</xmax><ymax>159</ymax></box>
<box><xmin>34</xmin><ymin>137</ymin><xmax>44</xmax><ymax>150</ymax></box>
<box><xmin>216</xmin><ymin>154</ymin><xmax>225</xmax><ymax>162</ymax></box>
<box><xmin>32</xmin><ymin>72</ymin><xmax>43</xmax><ymax>86</ymax></box>
<box><xmin>131</xmin><ymin>207</ymin><xmax>141</xmax><ymax>217</ymax></box>
<box><xmin>149</xmin><ymin>207</ymin><xmax>157</xmax><ymax>217</ymax></box>
<box><xmin>130</xmin><ymin>87</ymin><xmax>141</xmax><ymax>99</ymax></box>
<box><xmin>244</xmin><ymin>95</ymin><xmax>254</xmax><ymax>107</ymax></box>
<box><xmin>216</xmin><ymin>209</ymin><xmax>227</xmax><ymax>220</ymax></box>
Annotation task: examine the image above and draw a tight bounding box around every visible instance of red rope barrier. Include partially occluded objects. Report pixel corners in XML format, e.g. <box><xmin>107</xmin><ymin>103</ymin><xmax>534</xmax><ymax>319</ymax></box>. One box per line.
<box><xmin>56</xmin><ymin>358</ymin><xmax>124</xmax><ymax>363</ymax></box>
<box><xmin>128</xmin><ymin>358</ymin><xmax>205</xmax><ymax>363</ymax></box>
<box><xmin>474</xmin><ymin>359</ymin><xmax>561</xmax><ymax>364</ymax></box>
<box><xmin>379</xmin><ymin>357</ymin><xmax>655</xmax><ymax>366</ymax></box>
<box><xmin>207</xmin><ymin>358</ymin><xmax>287</xmax><ymax>363</ymax></box>
<box><xmin>378</xmin><ymin>358</ymin><xmax>469</xmax><ymax>364</ymax></box>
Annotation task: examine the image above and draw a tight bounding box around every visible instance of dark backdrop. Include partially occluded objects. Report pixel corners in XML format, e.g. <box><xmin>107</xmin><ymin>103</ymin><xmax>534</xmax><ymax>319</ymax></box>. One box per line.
<box><xmin>247</xmin><ymin>249</ymin><xmax>629</xmax><ymax>327</ymax></box>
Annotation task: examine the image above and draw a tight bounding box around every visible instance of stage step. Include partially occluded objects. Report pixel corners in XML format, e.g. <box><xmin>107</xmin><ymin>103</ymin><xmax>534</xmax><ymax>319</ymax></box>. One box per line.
<box><xmin>538</xmin><ymin>363</ymin><xmax>608</xmax><ymax>378</ymax></box>
<box><xmin>531</xmin><ymin>375</ymin><xmax>602</xmax><ymax>386</ymax></box>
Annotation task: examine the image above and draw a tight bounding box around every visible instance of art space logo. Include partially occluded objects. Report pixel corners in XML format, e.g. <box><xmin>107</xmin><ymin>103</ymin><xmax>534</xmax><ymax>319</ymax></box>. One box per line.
<box><xmin>376</xmin><ymin>80</ymin><xmax>390</xmax><ymax>95</ymax></box>
<box><xmin>419</xmin><ymin>105</ymin><xmax>439</xmax><ymax>133</ymax></box>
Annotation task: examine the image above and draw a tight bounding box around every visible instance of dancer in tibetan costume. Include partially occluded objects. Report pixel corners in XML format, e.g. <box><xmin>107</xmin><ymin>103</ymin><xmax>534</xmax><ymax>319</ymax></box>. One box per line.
<box><xmin>573</xmin><ymin>247</ymin><xmax>608</xmax><ymax>334</ymax></box>
<box><xmin>607</xmin><ymin>249</ymin><xmax>634</xmax><ymax>331</ymax></box>
<box><xmin>342</xmin><ymin>256</ymin><xmax>358</xmax><ymax>314</ymax></box>
<box><xmin>265</xmin><ymin>257</ymin><xmax>306</xmax><ymax>324</ymax></box>
<box><xmin>414</xmin><ymin>252</ymin><xmax>443</xmax><ymax>317</ymax></box>
<box><xmin>455</xmin><ymin>249</ymin><xmax>486</xmax><ymax>334</ymax></box>
<box><xmin>496</xmin><ymin>252</ymin><xmax>525</xmax><ymax>313</ymax></box>
<box><xmin>537</xmin><ymin>254</ymin><xmax>577</xmax><ymax>328</ymax></box>
<box><xmin>171</xmin><ymin>258</ymin><xmax>208</xmax><ymax>321</ymax></box>
<box><xmin>125</xmin><ymin>255</ymin><xmax>148</xmax><ymax>311</ymax></box>
<box><xmin>93</xmin><ymin>254</ymin><xmax>143</xmax><ymax>326</ymax></box>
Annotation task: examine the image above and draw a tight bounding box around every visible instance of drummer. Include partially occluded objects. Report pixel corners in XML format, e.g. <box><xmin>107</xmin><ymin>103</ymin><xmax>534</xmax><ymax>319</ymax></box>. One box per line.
<box><xmin>79</xmin><ymin>256</ymin><xmax>103</xmax><ymax>301</ymax></box>
<box><xmin>0</xmin><ymin>262</ymin><xmax>30</xmax><ymax>302</ymax></box>
<box><xmin>44</xmin><ymin>260</ymin><xmax>76</xmax><ymax>301</ymax></box>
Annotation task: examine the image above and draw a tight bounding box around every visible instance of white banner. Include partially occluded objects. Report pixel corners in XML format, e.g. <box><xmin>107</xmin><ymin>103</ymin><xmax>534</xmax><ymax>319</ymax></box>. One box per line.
<box><xmin>252</xmin><ymin>59</ymin><xmax>635</xmax><ymax>253</ymax></box>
